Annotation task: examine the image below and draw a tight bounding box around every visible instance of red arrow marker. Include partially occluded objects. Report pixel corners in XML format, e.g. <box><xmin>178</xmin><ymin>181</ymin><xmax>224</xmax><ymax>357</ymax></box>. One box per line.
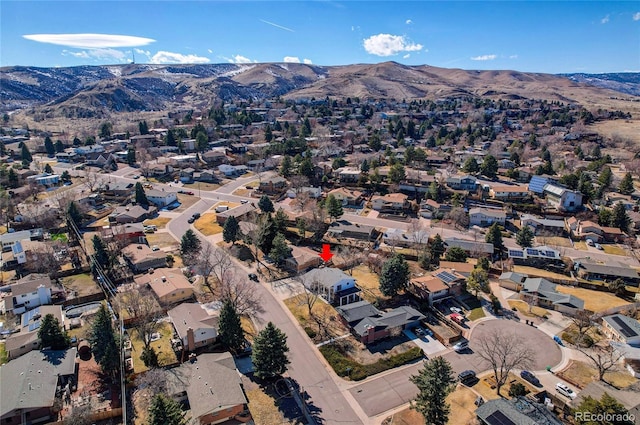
<box><xmin>319</xmin><ymin>244</ymin><xmax>333</xmax><ymax>262</ymax></box>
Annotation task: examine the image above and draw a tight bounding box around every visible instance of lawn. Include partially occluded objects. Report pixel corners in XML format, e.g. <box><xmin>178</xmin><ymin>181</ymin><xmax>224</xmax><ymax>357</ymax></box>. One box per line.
<box><xmin>194</xmin><ymin>213</ymin><xmax>223</xmax><ymax>236</ymax></box>
<box><xmin>0</xmin><ymin>225</ymin><xmax>6</xmax><ymax>234</ymax></box>
<box><xmin>183</xmin><ymin>182</ymin><xmax>221</xmax><ymax>191</ymax></box>
<box><xmin>60</xmin><ymin>273</ymin><xmax>102</xmax><ymax>297</ymax></box>
<box><xmin>558</xmin><ymin>360</ymin><xmax>638</xmax><ymax>389</ymax></box>
<box><xmin>468</xmin><ymin>307</ymin><xmax>486</xmax><ymax>321</ymax></box>
<box><xmin>350</xmin><ymin>264</ymin><xmax>387</xmax><ymax>303</ymax></box>
<box><xmin>512</xmin><ymin>266</ymin><xmax>571</xmax><ymax>282</ymax></box>
<box><xmin>446</xmin><ymin>385</ymin><xmax>482</xmax><ymax>425</ymax></box>
<box><xmin>142</xmin><ymin>217</ymin><xmax>171</xmax><ymax>229</ymax></box>
<box><xmin>283</xmin><ymin>294</ymin><xmax>349</xmax><ymax>342</ymax></box>
<box><xmin>212</xmin><ymin>201</ymin><xmax>240</xmax><ymax>211</ymax></box>
<box><xmin>245</xmin><ymin>387</ymin><xmax>297</xmax><ymax>425</ymax></box>
<box><xmin>602</xmin><ymin>245</ymin><xmax>628</xmax><ymax>256</ymax></box>
<box><xmin>535</xmin><ymin>236</ymin><xmax>573</xmax><ymax>248</ymax></box>
<box><xmin>172</xmin><ymin>193</ymin><xmax>200</xmax><ymax>212</ymax></box>
<box><xmin>471</xmin><ymin>372</ymin><xmax>534</xmax><ymax>401</ymax></box>
<box><xmin>128</xmin><ymin>321</ymin><xmax>178</xmax><ymax>374</ymax></box>
<box><xmin>555</xmin><ymin>286</ymin><xmax>629</xmax><ymax>312</ymax></box>
<box><xmin>145</xmin><ymin>232</ymin><xmax>179</xmax><ymax>249</ymax></box>
<box><xmin>573</xmin><ymin>241</ymin><xmax>588</xmax><ymax>251</ymax></box>
<box><xmin>507</xmin><ymin>300</ymin><xmax>549</xmax><ymax>318</ymax></box>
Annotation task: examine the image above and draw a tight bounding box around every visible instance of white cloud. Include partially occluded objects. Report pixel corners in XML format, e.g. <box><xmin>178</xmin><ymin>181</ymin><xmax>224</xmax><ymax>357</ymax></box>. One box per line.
<box><xmin>406</xmin><ymin>19</ymin><xmax>413</xmax><ymax>25</ymax></box>
<box><xmin>284</xmin><ymin>56</ymin><xmax>300</xmax><ymax>63</ymax></box>
<box><xmin>208</xmin><ymin>49</ymin><xmax>213</xmax><ymax>54</ymax></box>
<box><xmin>150</xmin><ymin>51</ymin><xmax>210</xmax><ymax>64</ymax></box>
<box><xmin>509</xmin><ymin>54</ymin><xmax>518</xmax><ymax>59</ymax></box>
<box><xmin>227</xmin><ymin>55</ymin><xmax>254</xmax><ymax>64</ymax></box>
<box><xmin>403</xmin><ymin>54</ymin><xmax>410</xmax><ymax>59</ymax></box>
<box><xmin>633</xmin><ymin>12</ymin><xmax>640</xmax><ymax>21</ymax></box>
<box><xmin>62</xmin><ymin>48</ymin><xmax>128</xmax><ymax>62</ymax></box>
<box><xmin>470</xmin><ymin>54</ymin><xmax>497</xmax><ymax>61</ymax></box>
<box><xmin>23</xmin><ymin>33</ymin><xmax>155</xmax><ymax>48</ymax></box>
<box><xmin>363</xmin><ymin>34</ymin><xmax>423</xmax><ymax>57</ymax></box>
<box><xmin>601</xmin><ymin>14</ymin><xmax>610</xmax><ymax>24</ymax></box>
<box><xmin>303</xmin><ymin>58</ymin><xmax>313</xmax><ymax>64</ymax></box>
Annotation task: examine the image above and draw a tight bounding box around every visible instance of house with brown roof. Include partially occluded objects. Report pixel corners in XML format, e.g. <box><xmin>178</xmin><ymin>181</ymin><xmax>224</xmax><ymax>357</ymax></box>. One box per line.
<box><xmin>122</xmin><ymin>244</ymin><xmax>167</xmax><ymax>273</ymax></box>
<box><xmin>135</xmin><ymin>268</ymin><xmax>194</xmax><ymax>305</ymax></box>
<box><xmin>166</xmin><ymin>352</ymin><xmax>250</xmax><ymax>425</ymax></box>
<box><xmin>215</xmin><ymin>202</ymin><xmax>257</xmax><ymax>225</ymax></box>
<box><xmin>408</xmin><ymin>268</ymin><xmax>465</xmax><ymax>305</ymax></box>
<box><xmin>259</xmin><ymin>176</ymin><xmax>288</xmax><ymax>195</ymax></box>
<box><xmin>109</xmin><ymin>204</ymin><xmax>157</xmax><ymax>224</ymax></box>
<box><xmin>285</xmin><ymin>246</ymin><xmax>321</xmax><ymax>273</ymax></box>
<box><xmin>487</xmin><ymin>184</ymin><xmax>530</xmax><ymax>202</ymax></box>
<box><xmin>327</xmin><ymin>188</ymin><xmax>364</xmax><ymax>207</ymax></box>
<box><xmin>371</xmin><ymin>193</ymin><xmax>410</xmax><ymax>212</ymax></box>
<box><xmin>167</xmin><ymin>303</ymin><xmax>218</xmax><ymax>352</ymax></box>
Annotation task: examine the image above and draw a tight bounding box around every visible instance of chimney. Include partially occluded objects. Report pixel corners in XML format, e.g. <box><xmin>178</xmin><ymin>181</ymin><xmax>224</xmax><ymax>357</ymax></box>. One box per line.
<box><xmin>187</xmin><ymin>327</ymin><xmax>195</xmax><ymax>351</ymax></box>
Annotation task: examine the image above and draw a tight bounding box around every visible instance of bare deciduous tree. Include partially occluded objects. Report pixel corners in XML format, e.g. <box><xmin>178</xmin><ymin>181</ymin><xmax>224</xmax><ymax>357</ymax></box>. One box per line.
<box><xmin>82</xmin><ymin>171</ymin><xmax>103</xmax><ymax>192</ymax></box>
<box><xmin>446</xmin><ymin>207</ymin><xmax>470</xmax><ymax>230</ymax></box>
<box><xmin>215</xmin><ymin>272</ymin><xmax>262</xmax><ymax>316</ymax></box>
<box><xmin>579</xmin><ymin>344</ymin><xmax>624</xmax><ymax>382</ymax></box>
<box><xmin>115</xmin><ymin>287</ymin><xmax>162</xmax><ymax>350</ymax></box>
<box><xmin>408</xmin><ymin>218</ymin><xmax>430</xmax><ymax>257</ymax></box>
<box><xmin>475</xmin><ymin>330</ymin><xmax>534</xmax><ymax>395</ymax></box>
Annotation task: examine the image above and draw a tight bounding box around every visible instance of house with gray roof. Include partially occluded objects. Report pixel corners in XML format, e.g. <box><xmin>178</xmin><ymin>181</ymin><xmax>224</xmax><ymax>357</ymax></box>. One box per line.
<box><xmin>0</xmin><ymin>273</ymin><xmax>56</xmax><ymax>315</ymax></box>
<box><xmin>602</xmin><ymin>314</ymin><xmax>640</xmax><ymax>346</ymax></box>
<box><xmin>168</xmin><ymin>303</ymin><xmax>218</xmax><ymax>352</ymax></box>
<box><xmin>476</xmin><ymin>397</ymin><xmax>563</xmax><ymax>425</ymax></box>
<box><xmin>498</xmin><ymin>271</ymin><xmax>527</xmax><ymax>291</ymax></box>
<box><xmin>336</xmin><ymin>300</ymin><xmax>425</xmax><ymax>344</ymax></box>
<box><xmin>520</xmin><ymin>214</ymin><xmax>566</xmax><ymax>235</ymax></box>
<box><xmin>520</xmin><ymin>277</ymin><xmax>584</xmax><ymax>315</ymax></box>
<box><xmin>301</xmin><ymin>268</ymin><xmax>361</xmax><ymax>306</ymax></box>
<box><xmin>5</xmin><ymin>305</ymin><xmax>64</xmax><ymax>360</ymax></box>
<box><xmin>0</xmin><ymin>348</ymin><xmax>77</xmax><ymax>424</ymax></box>
<box><xmin>574</xmin><ymin>260</ymin><xmax>640</xmax><ymax>286</ymax></box>
<box><xmin>543</xmin><ymin>183</ymin><xmax>583</xmax><ymax>212</ymax></box>
<box><xmin>122</xmin><ymin>244</ymin><xmax>167</xmax><ymax>273</ymax></box>
<box><xmin>109</xmin><ymin>204</ymin><xmax>157</xmax><ymax>224</ymax></box>
<box><xmin>444</xmin><ymin>238</ymin><xmax>494</xmax><ymax>257</ymax></box>
<box><xmin>327</xmin><ymin>220</ymin><xmax>377</xmax><ymax>241</ymax></box>
<box><xmin>469</xmin><ymin>208</ymin><xmax>506</xmax><ymax>227</ymax></box>
<box><xmin>165</xmin><ymin>352</ymin><xmax>250</xmax><ymax>424</ymax></box>
<box><xmin>571</xmin><ymin>381</ymin><xmax>640</xmax><ymax>425</ymax></box>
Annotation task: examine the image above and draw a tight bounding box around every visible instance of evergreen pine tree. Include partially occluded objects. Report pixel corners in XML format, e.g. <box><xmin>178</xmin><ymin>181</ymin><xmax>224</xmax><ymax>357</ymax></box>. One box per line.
<box><xmin>135</xmin><ymin>182</ymin><xmax>149</xmax><ymax>206</ymax></box>
<box><xmin>38</xmin><ymin>314</ymin><xmax>70</xmax><ymax>350</ymax></box>
<box><xmin>269</xmin><ymin>233</ymin><xmax>292</xmax><ymax>266</ymax></box>
<box><xmin>485</xmin><ymin>223</ymin><xmax>504</xmax><ymax>257</ymax></box>
<box><xmin>252</xmin><ymin>322</ymin><xmax>290</xmax><ymax>379</ymax></box>
<box><xmin>44</xmin><ymin>163</ymin><xmax>54</xmax><ymax>174</ymax></box>
<box><xmin>67</xmin><ymin>201</ymin><xmax>83</xmax><ymax>227</ymax></box>
<box><xmin>618</xmin><ymin>172</ymin><xmax>634</xmax><ymax>195</ymax></box>
<box><xmin>611</xmin><ymin>201</ymin><xmax>631</xmax><ymax>232</ymax></box>
<box><xmin>44</xmin><ymin>136</ymin><xmax>55</xmax><ymax>157</ymax></box>
<box><xmin>218</xmin><ymin>300</ymin><xmax>245</xmax><ymax>354</ymax></box>
<box><xmin>379</xmin><ymin>254</ymin><xmax>410</xmax><ymax>296</ymax></box>
<box><xmin>516</xmin><ymin>226</ymin><xmax>534</xmax><ymax>248</ymax></box>
<box><xmin>92</xmin><ymin>235</ymin><xmax>110</xmax><ymax>268</ymax></box>
<box><xmin>222</xmin><ymin>215</ymin><xmax>240</xmax><ymax>245</ymax></box>
<box><xmin>429</xmin><ymin>234</ymin><xmax>446</xmax><ymax>267</ymax></box>
<box><xmin>88</xmin><ymin>304</ymin><xmax>120</xmax><ymax>377</ymax></box>
<box><xmin>21</xmin><ymin>143</ymin><xmax>32</xmax><ymax>163</ymax></box>
<box><xmin>326</xmin><ymin>194</ymin><xmax>344</xmax><ymax>221</ymax></box>
<box><xmin>410</xmin><ymin>357</ymin><xmax>456</xmax><ymax>425</ymax></box>
<box><xmin>258</xmin><ymin>195</ymin><xmax>274</xmax><ymax>213</ymax></box>
<box><xmin>148</xmin><ymin>394</ymin><xmax>185</xmax><ymax>425</ymax></box>
<box><xmin>180</xmin><ymin>229</ymin><xmax>201</xmax><ymax>264</ymax></box>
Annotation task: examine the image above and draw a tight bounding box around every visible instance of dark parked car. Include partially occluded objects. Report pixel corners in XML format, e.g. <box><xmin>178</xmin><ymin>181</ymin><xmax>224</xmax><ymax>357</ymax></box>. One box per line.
<box><xmin>248</xmin><ymin>273</ymin><xmax>259</xmax><ymax>282</ymax></box>
<box><xmin>520</xmin><ymin>370</ymin><xmax>541</xmax><ymax>387</ymax></box>
<box><xmin>458</xmin><ymin>370</ymin><xmax>476</xmax><ymax>385</ymax></box>
<box><xmin>187</xmin><ymin>217</ymin><xmax>195</xmax><ymax>224</ymax></box>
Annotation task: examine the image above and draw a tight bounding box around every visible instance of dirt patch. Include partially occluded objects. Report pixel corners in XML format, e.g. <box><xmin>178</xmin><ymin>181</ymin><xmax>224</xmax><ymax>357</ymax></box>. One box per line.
<box><xmin>61</xmin><ymin>273</ymin><xmax>102</xmax><ymax>298</ymax></box>
<box><xmin>172</xmin><ymin>193</ymin><xmax>200</xmax><ymax>212</ymax></box>
<box><xmin>283</xmin><ymin>295</ymin><xmax>349</xmax><ymax>343</ymax></box>
<box><xmin>555</xmin><ymin>285</ymin><xmax>629</xmax><ymax>312</ymax></box>
<box><xmin>145</xmin><ymin>232</ymin><xmax>179</xmax><ymax>249</ymax></box>
<box><xmin>345</xmin><ymin>334</ymin><xmax>417</xmax><ymax>365</ymax></box>
<box><xmin>535</xmin><ymin>236</ymin><xmax>573</xmax><ymax>248</ymax></box>
<box><xmin>507</xmin><ymin>300</ymin><xmax>549</xmax><ymax>318</ymax></box>
<box><xmin>573</xmin><ymin>241</ymin><xmax>588</xmax><ymax>251</ymax></box>
<box><xmin>512</xmin><ymin>265</ymin><xmax>571</xmax><ymax>282</ymax></box>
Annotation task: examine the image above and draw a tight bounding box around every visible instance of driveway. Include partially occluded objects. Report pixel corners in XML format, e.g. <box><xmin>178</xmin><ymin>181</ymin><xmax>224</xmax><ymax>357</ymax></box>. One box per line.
<box><xmin>402</xmin><ymin>329</ymin><xmax>447</xmax><ymax>356</ymax></box>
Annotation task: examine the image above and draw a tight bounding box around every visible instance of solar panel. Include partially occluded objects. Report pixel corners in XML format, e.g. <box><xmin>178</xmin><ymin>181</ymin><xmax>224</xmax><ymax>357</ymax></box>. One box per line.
<box><xmin>611</xmin><ymin>316</ymin><xmax>639</xmax><ymax>338</ymax></box>
<box><xmin>28</xmin><ymin>319</ymin><xmax>41</xmax><ymax>332</ymax></box>
<box><xmin>526</xmin><ymin>248</ymin><xmax>539</xmax><ymax>256</ymax></box>
<box><xmin>509</xmin><ymin>250</ymin><xmax>524</xmax><ymax>258</ymax></box>
<box><xmin>485</xmin><ymin>411</ymin><xmax>516</xmax><ymax>425</ymax></box>
<box><xmin>436</xmin><ymin>271</ymin><xmax>458</xmax><ymax>283</ymax></box>
<box><xmin>545</xmin><ymin>251</ymin><xmax>557</xmax><ymax>258</ymax></box>
<box><xmin>22</xmin><ymin>307</ymin><xmax>41</xmax><ymax>326</ymax></box>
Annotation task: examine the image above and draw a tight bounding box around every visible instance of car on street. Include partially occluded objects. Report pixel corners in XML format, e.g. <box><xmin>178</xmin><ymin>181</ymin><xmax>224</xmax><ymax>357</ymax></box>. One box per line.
<box><xmin>151</xmin><ymin>245</ymin><xmax>160</xmax><ymax>251</ymax></box>
<box><xmin>453</xmin><ymin>340</ymin><xmax>469</xmax><ymax>352</ymax></box>
<box><xmin>458</xmin><ymin>370</ymin><xmax>476</xmax><ymax>385</ymax></box>
<box><xmin>520</xmin><ymin>370</ymin><xmax>541</xmax><ymax>387</ymax></box>
<box><xmin>133</xmin><ymin>175</ymin><xmax>140</xmax><ymax>179</ymax></box>
<box><xmin>192</xmin><ymin>212</ymin><xmax>201</xmax><ymax>219</ymax></box>
<box><xmin>594</xmin><ymin>243</ymin><xmax>603</xmax><ymax>250</ymax></box>
<box><xmin>553</xmin><ymin>335</ymin><xmax>564</xmax><ymax>346</ymax></box>
<box><xmin>555</xmin><ymin>383</ymin><xmax>577</xmax><ymax>399</ymax></box>
<box><xmin>179</xmin><ymin>190</ymin><xmax>194</xmax><ymax>195</ymax></box>
<box><xmin>241</xmin><ymin>199</ymin><xmax>249</xmax><ymax>204</ymax></box>
<box><xmin>248</xmin><ymin>273</ymin><xmax>259</xmax><ymax>282</ymax></box>
<box><xmin>187</xmin><ymin>217</ymin><xmax>196</xmax><ymax>224</ymax></box>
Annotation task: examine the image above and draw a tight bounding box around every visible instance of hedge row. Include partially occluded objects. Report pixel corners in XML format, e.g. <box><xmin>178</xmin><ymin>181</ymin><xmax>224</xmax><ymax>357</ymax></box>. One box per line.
<box><xmin>319</xmin><ymin>345</ymin><xmax>424</xmax><ymax>381</ymax></box>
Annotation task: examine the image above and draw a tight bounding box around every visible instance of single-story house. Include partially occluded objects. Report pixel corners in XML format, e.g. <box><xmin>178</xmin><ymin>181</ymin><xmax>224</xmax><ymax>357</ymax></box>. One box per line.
<box><xmin>574</xmin><ymin>260</ymin><xmax>640</xmax><ymax>286</ymax></box>
<box><xmin>284</xmin><ymin>246</ymin><xmax>322</xmax><ymax>273</ymax></box>
<box><xmin>498</xmin><ymin>271</ymin><xmax>527</xmax><ymax>291</ymax></box>
<box><xmin>135</xmin><ymin>268</ymin><xmax>194</xmax><ymax>305</ymax></box>
<box><xmin>145</xmin><ymin>189</ymin><xmax>178</xmax><ymax>208</ymax></box>
<box><xmin>371</xmin><ymin>193</ymin><xmax>410</xmax><ymax>212</ymax></box>
<box><xmin>476</xmin><ymin>397</ymin><xmax>563</xmax><ymax>425</ymax></box>
<box><xmin>327</xmin><ymin>188</ymin><xmax>364</xmax><ymax>207</ymax></box>
<box><xmin>507</xmin><ymin>246</ymin><xmax>562</xmax><ymax>263</ymax></box>
<box><xmin>444</xmin><ymin>238</ymin><xmax>494</xmax><ymax>257</ymax></box>
<box><xmin>26</xmin><ymin>173</ymin><xmax>61</xmax><ymax>186</ymax></box>
<box><xmin>469</xmin><ymin>208</ymin><xmax>506</xmax><ymax>227</ymax></box>
<box><xmin>165</xmin><ymin>352</ymin><xmax>250</xmax><ymax>425</ymax></box>
<box><xmin>519</xmin><ymin>277</ymin><xmax>585</xmax><ymax>315</ymax></box>
<box><xmin>301</xmin><ymin>268</ymin><xmax>361</xmax><ymax>306</ymax></box>
<box><xmin>109</xmin><ymin>204</ymin><xmax>157</xmax><ymax>224</ymax></box>
<box><xmin>601</xmin><ymin>314</ymin><xmax>640</xmax><ymax>346</ymax></box>
<box><xmin>439</xmin><ymin>261</ymin><xmax>475</xmax><ymax>277</ymax></box>
<box><xmin>0</xmin><ymin>348</ymin><xmax>78</xmax><ymax>425</ymax></box>
<box><xmin>327</xmin><ymin>220</ymin><xmax>377</xmax><ymax>241</ymax></box>
<box><xmin>520</xmin><ymin>214</ymin><xmax>566</xmax><ymax>235</ymax></box>
<box><xmin>215</xmin><ymin>202</ymin><xmax>257</xmax><ymax>225</ymax></box>
<box><xmin>168</xmin><ymin>303</ymin><xmax>219</xmax><ymax>352</ymax></box>
<box><xmin>122</xmin><ymin>244</ymin><xmax>167</xmax><ymax>273</ymax></box>
<box><xmin>336</xmin><ymin>300</ymin><xmax>425</xmax><ymax>344</ymax></box>
<box><xmin>487</xmin><ymin>184</ymin><xmax>530</xmax><ymax>202</ymax></box>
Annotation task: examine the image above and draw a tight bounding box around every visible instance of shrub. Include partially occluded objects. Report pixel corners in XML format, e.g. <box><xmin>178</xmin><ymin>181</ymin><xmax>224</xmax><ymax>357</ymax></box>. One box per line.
<box><xmin>304</xmin><ymin>327</ymin><xmax>317</xmax><ymax>339</ymax></box>
<box><xmin>509</xmin><ymin>382</ymin><xmax>527</xmax><ymax>397</ymax></box>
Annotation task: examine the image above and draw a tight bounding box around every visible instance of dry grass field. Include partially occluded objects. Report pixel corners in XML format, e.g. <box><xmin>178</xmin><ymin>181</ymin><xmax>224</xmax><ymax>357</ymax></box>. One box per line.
<box><xmin>558</xmin><ymin>360</ymin><xmax>638</xmax><ymax>389</ymax></box>
<box><xmin>145</xmin><ymin>232</ymin><xmax>179</xmax><ymax>249</ymax></box>
<box><xmin>512</xmin><ymin>266</ymin><xmax>571</xmax><ymax>282</ymax></box>
<box><xmin>142</xmin><ymin>217</ymin><xmax>171</xmax><ymax>229</ymax></box>
<box><xmin>535</xmin><ymin>236</ymin><xmax>573</xmax><ymax>248</ymax></box>
<box><xmin>507</xmin><ymin>300</ymin><xmax>549</xmax><ymax>318</ymax></box>
<box><xmin>555</xmin><ymin>285</ymin><xmax>629</xmax><ymax>312</ymax></box>
<box><xmin>602</xmin><ymin>245</ymin><xmax>628</xmax><ymax>256</ymax></box>
<box><xmin>283</xmin><ymin>294</ymin><xmax>349</xmax><ymax>342</ymax></box>
<box><xmin>350</xmin><ymin>264</ymin><xmax>388</xmax><ymax>303</ymax></box>
<box><xmin>194</xmin><ymin>213</ymin><xmax>223</xmax><ymax>236</ymax></box>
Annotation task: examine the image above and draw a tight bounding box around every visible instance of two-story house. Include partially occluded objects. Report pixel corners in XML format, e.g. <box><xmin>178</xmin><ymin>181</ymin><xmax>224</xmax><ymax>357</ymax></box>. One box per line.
<box><xmin>0</xmin><ymin>274</ymin><xmax>55</xmax><ymax>315</ymax></box>
<box><xmin>469</xmin><ymin>207</ymin><xmax>506</xmax><ymax>227</ymax></box>
<box><xmin>371</xmin><ymin>193</ymin><xmax>410</xmax><ymax>212</ymax></box>
<box><xmin>601</xmin><ymin>314</ymin><xmax>640</xmax><ymax>346</ymax></box>
<box><xmin>487</xmin><ymin>184</ymin><xmax>530</xmax><ymax>202</ymax></box>
<box><xmin>168</xmin><ymin>303</ymin><xmax>219</xmax><ymax>352</ymax></box>
<box><xmin>446</xmin><ymin>174</ymin><xmax>478</xmax><ymax>191</ymax></box>
<box><xmin>301</xmin><ymin>268</ymin><xmax>361</xmax><ymax>306</ymax></box>
<box><xmin>327</xmin><ymin>188</ymin><xmax>364</xmax><ymax>207</ymax></box>
<box><xmin>543</xmin><ymin>183</ymin><xmax>583</xmax><ymax>212</ymax></box>
<box><xmin>145</xmin><ymin>189</ymin><xmax>178</xmax><ymax>208</ymax></box>
<box><xmin>259</xmin><ymin>176</ymin><xmax>288</xmax><ymax>195</ymax></box>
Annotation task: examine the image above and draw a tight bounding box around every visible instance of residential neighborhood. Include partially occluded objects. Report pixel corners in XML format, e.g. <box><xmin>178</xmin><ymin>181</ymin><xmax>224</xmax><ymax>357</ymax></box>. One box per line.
<box><xmin>1</xmin><ymin>93</ymin><xmax>639</xmax><ymax>425</ymax></box>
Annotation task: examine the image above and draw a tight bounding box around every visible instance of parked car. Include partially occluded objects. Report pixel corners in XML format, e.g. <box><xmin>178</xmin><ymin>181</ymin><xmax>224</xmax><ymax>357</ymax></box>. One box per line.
<box><xmin>192</xmin><ymin>212</ymin><xmax>201</xmax><ymax>219</ymax></box>
<box><xmin>248</xmin><ymin>273</ymin><xmax>259</xmax><ymax>282</ymax></box>
<box><xmin>520</xmin><ymin>370</ymin><xmax>541</xmax><ymax>387</ymax></box>
<box><xmin>553</xmin><ymin>335</ymin><xmax>564</xmax><ymax>346</ymax></box>
<box><xmin>555</xmin><ymin>383</ymin><xmax>577</xmax><ymax>399</ymax></box>
<box><xmin>414</xmin><ymin>327</ymin><xmax>425</xmax><ymax>337</ymax></box>
<box><xmin>458</xmin><ymin>370</ymin><xmax>476</xmax><ymax>384</ymax></box>
<box><xmin>594</xmin><ymin>243</ymin><xmax>603</xmax><ymax>250</ymax></box>
<box><xmin>450</xmin><ymin>306</ymin><xmax>463</xmax><ymax>314</ymax></box>
<box><xmin>453</xmin><ymin>341</ymin><xmax>469</xmax><ymax>352</ymax></box>
<box><xmin>240</xmin><ymin>199</ymin><xmax>249</xmax><ymax>204</ymax></box>
<box><xmin>133</xmin><ymin>175</ymin><xmax>140</xmax><ymax>179</ymax></box>
<box><xmin>586</xmin><ymin>239</ymin><xmax>595</xmax><ymax>247</ymax></box>
<box><xmin>187</xmin><ymin>217</ymin><xmax>195</xmax><ymax>224</ymax></box>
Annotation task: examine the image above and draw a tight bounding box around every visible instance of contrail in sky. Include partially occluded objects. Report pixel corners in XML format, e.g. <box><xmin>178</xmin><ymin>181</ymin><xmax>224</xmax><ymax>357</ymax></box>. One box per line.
<box><xmin>260</xmin><ymin>19</ymin><xmax>294</xmax><ymax>32</ymax></box>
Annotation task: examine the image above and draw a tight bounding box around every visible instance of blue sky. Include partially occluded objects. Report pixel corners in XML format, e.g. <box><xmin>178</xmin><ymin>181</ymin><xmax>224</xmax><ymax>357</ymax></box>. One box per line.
<box><xmin>1</xmin><ymin>1</ymin><xmax>639</xmax><ymax>73</ymax></box>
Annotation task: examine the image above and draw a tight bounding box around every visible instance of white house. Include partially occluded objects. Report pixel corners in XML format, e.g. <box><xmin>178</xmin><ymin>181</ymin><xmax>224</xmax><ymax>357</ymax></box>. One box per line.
<box><xmin>371</xmin><ymin>193</ymin><xmax>409</xmax><ymax>212</ymax></box>
<box><xmin>74</xmin><ymin>145</ymin><xmax>105</xmax><ymax>155</ymax></box>
<box><xmin>0</xmin><ymin>229</ymin><xmax>43</xmax><ymax>252</ymax></box>
<box><xmin>543</xmin><ymin>183</ymin><xmax>583</xmax><ymax>212</ymax></box>
<box><xmin>301</xmin><ymin>268</ymin><xmax>361</xmax><ymax>306</ymax></box>
<box><xmin>468</xmin><ymin>207</ymin><xmax>506</xmax><ymax>227</ymax></box>
<box><xmin>602</xmin><ymin>314</ymin><xmax>640</xmax><ymax>346</ymax></box>
<box><xmin>0</xmin><ymin>274</ymin><xmax>53</xmax><ymax>315</ymax></box>
<box><xmin>145</xmin><ymin>189</ymin><xmax>178</xmax><ymax>208</ymax></box>
<box><xmin>286</xmin><ymin>186</ymin><xmax>322</xmax><ymax>199</ymax></box>
<box><xmin>26</xmin><ymin>173</ymin><xmax>60</xmax><ymax>186</ymax></box>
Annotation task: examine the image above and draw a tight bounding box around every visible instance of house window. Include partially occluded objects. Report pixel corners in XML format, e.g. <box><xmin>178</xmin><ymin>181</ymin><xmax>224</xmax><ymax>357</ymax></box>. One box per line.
<box><xmin>336</xmin><ymin>285</ymin><xmax>342</xmax><ymax>291</ymax></box>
